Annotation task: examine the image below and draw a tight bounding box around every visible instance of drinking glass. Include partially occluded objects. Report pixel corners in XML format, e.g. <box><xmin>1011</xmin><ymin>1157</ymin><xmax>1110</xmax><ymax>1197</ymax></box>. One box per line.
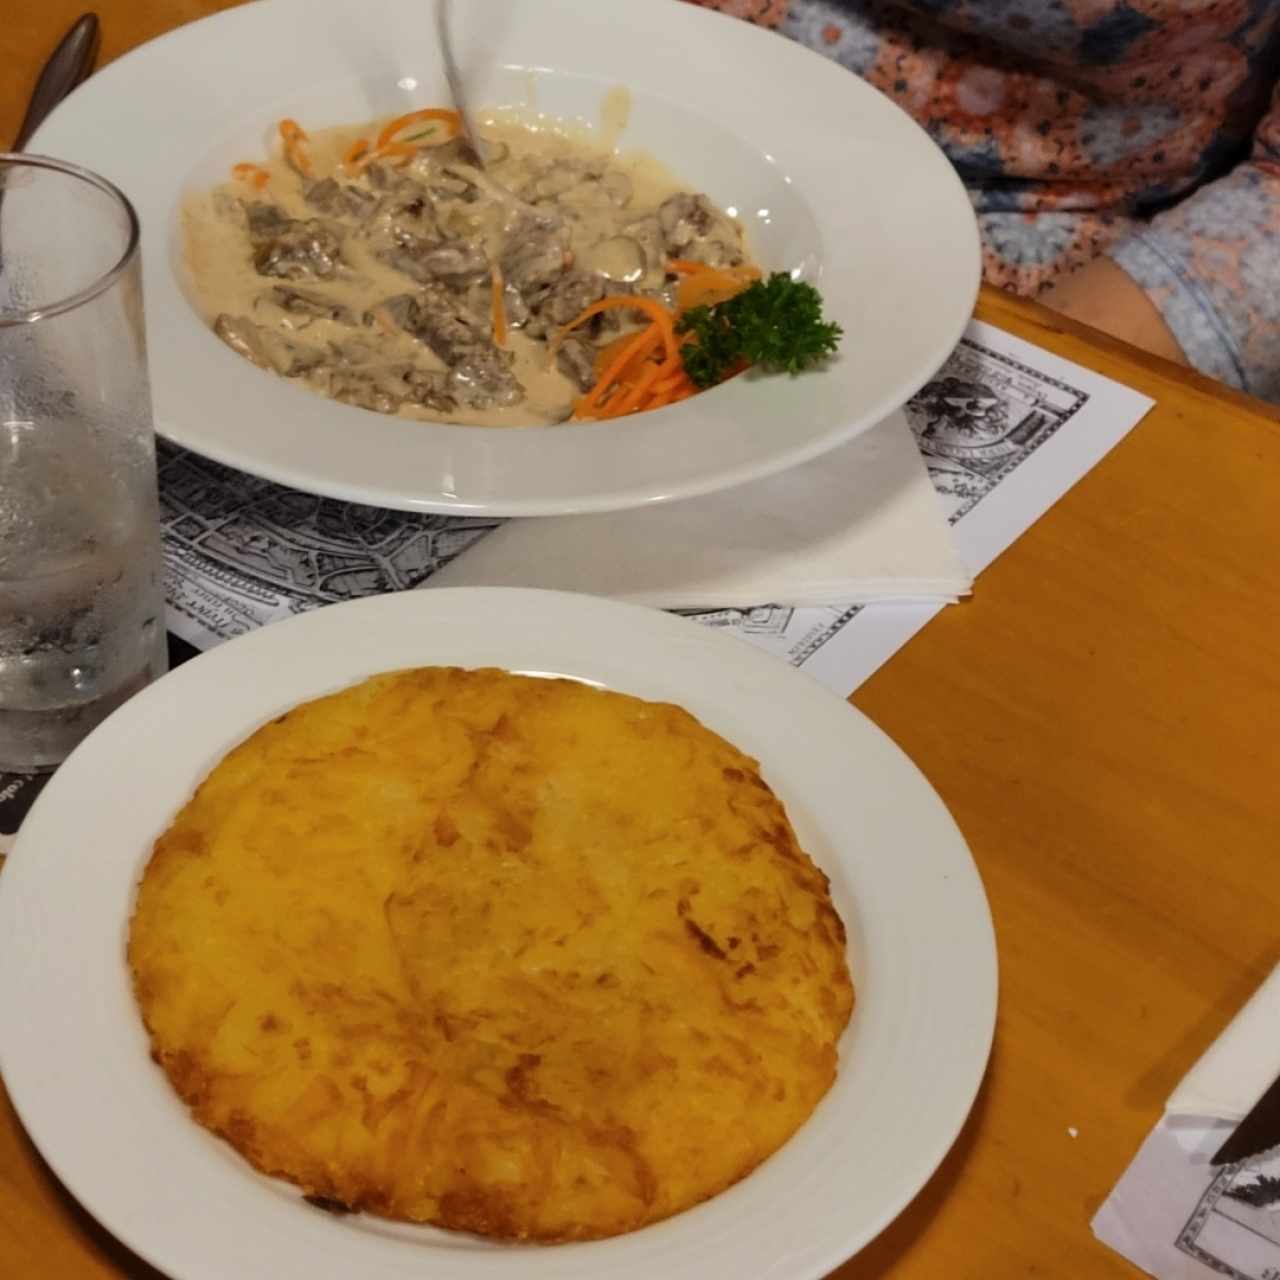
<box><xmin>0</xmin><ymin>154</ymin><xmax>167</xmax><ymax>772</ymax></box>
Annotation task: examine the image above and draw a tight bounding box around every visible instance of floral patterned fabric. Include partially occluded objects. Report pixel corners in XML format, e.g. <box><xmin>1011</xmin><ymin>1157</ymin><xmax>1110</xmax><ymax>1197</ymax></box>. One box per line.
<box><xmin>686</xmin><ymin>0</ymin><xmax>1280</xmax><ymax>401</ymax></box>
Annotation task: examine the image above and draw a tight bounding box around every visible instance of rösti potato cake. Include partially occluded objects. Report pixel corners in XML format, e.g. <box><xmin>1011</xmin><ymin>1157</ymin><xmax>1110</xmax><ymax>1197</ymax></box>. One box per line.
<box><xmin>128</xmin><ymin>667</ymin><xmax>854</xmax><ymax>1241</ymax></box>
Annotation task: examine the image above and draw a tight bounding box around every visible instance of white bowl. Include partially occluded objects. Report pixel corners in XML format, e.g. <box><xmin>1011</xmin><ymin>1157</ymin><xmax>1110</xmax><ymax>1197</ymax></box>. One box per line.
<box><xmin>30</xmin><ymin>0</ymin><xmax>980</xmax><ymax>514</ymax></box>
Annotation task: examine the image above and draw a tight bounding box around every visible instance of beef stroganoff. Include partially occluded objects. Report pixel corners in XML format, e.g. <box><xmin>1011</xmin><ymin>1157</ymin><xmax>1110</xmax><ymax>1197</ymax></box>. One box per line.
<box><xmin>183</xmin><ymin>109</ymin><xmax>754</xmax><ymax>427</ymax></box>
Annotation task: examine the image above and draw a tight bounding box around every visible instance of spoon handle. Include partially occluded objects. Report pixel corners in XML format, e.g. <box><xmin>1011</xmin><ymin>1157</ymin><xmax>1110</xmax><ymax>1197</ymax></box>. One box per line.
<box><xmin>13</xmin><ymin>13</ymin><xmax>101</xmax><ymax>152</ymax></box>
<box><xmin>434</xmin><ymin>0</ymin><xmax>485</xmax><ymax>167</ymax></box>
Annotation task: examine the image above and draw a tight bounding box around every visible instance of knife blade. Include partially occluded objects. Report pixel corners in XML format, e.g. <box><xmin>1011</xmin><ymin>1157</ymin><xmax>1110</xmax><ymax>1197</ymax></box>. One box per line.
<box><xmin>1211</xmin><ymin>1069</ymin><xmax>1280</xmax><ymax>1165</ymax></box>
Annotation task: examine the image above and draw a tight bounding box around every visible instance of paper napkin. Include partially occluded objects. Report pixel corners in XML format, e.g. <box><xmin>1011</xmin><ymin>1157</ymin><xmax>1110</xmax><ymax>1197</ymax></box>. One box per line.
<box><xmin>1093</xmin><ymin>963</ymin><xmax>1280</xmax><ymax>1278</ymax></box>
<box><xmin>425</xmin><ymin>409</ymin><xmax>972</xmax><ymax>609</ymax></box>
<box><xmin>1166</xmin><ymin>966</ymin><xmax>1280</xmax><ymax>1125</ymax></box>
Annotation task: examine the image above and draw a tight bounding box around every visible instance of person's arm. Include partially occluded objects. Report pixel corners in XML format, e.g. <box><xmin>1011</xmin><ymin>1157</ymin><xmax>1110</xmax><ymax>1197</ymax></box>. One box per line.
<box><xmin>1047</xmin><ymin>84</ymin><xmax>1280</xmax><ymax>401</ymax></box>
<box><xmin>1041</xmin><ymin>257</ymin><xmax>1189</xmax><ymax>366</ymax></box>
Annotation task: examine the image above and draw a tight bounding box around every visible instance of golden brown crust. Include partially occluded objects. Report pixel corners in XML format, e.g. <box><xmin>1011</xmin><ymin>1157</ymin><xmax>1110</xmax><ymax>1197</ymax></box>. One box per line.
<box><xmin>128</xmin><ymin>668</ymin><xmax>854</xmax><ymax>1241</ymax></box>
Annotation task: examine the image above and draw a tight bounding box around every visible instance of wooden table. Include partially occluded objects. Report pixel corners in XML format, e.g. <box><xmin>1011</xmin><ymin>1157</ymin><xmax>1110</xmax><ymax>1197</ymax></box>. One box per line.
<box><xmin>3</xmin><ymin>5</ymin><xmax>1279</xmax><ymax>1277</ymax></box>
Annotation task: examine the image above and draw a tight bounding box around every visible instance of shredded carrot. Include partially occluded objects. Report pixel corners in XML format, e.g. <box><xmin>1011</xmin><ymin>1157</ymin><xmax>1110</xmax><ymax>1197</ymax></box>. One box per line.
<box><xmin>592</xmin><ymin>332</ymin><xmax>637</xmax><ymax>379</ymax></box>
<box><xmin>601</xmin><ymin>360</ymin><xmax>668</xmax><ymax>418</ymax></box>
<box><xmin>668</xmin><ymin>259</ymin><xmax>716</xmax><ymax>276</ymax></box>
<box><xmin>556</xmin><ymin>280</ymin><xmax>762</xmax><ymax>419</ymax></box>
<box><xmin>644</xmin><ymin>384</ymin><xmax>694</xmax><ymax>411</ymax></box>
<box><xmin>342</xmin><ymin>137</ymin><xmax>371</xmax><ymax>170</ymax></box>
<box><xmin>579</xmin><ymin>349</ymin><xmax>688</xmax><ymax>419</ymax></box>
<box><xmin>649</xmin><ymin>366</ymin><xmax>694</xmax><ymax>397</ymax></box>
<box><xmin>278</xmin><ymin>118</ymin><xmax>312</xmax><ymax>177</ymax></box>
<box><xmin>555</xmin><ymin>294</ymin><xmax>707</xmax><ymax>419</ymax></box>
<box><xmin>591</xmin><ymin>328</ymin><xmax>668</xmax><ymax>378</ymax></box>
<box><xmin>231</xmin><ymin>163</ymin><xmax>270</xmax><ymax>190</ymax></box>
<box><xmin>491</xmin><ymin>268</ymin><xmax>507</xmax><ymax>347</ymax></box>
<box><xmin>675</xmin><ymin>264</ymin><xmax>761</xmax><ymax>313</ymax></box>
<box><xmin>339</xmin><ymin>109</ymin><xmax>462</xmax><ymax>177</ymax></box>
<box><xmin>574</xmin><ymin>327</ymin><xmax>658</xmax><ymax>418</ymax></box>
<box><xmin>589</xmin><ymin>326</ymin><xmax>662</xmax><ymax>385</ymax></box>
<box><xmin>375</xmin><ymin>108</ymin><xmax>461</xmax><ymax>152</ymax></box>
<box><xmin>621</xmin><ymin>327</ymin><xmax>665</xmax><ymax>379</ymax></box>
<box><xmin>667</xmin><ymin>258</ymin><xmax>757</xmax><ymax>279</ymax></box>
<box><xmin>553</xmin><ymin>296</ymin><xmax>678</xmax><ymax>365</ymax></box>
<box><xmin>649</xmin><ymin>368</ymin><xmax>697</xmax><ymax>405</ymax></box>
<box><xmin>375</xmin><ymin>141</ymin><xmax>419</xmax><ymax>167</ymax></box>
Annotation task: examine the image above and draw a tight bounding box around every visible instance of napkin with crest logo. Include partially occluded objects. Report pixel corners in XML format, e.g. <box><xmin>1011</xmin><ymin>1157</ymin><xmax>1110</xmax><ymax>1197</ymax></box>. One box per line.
<box><xmin>1093</xmin><ymin>963</ymin><xmax>1280</xmax><ymax>1278</ymax></box>
<box><xmin>425</xmin><ymin>410</ymin><xmax>971</xmax><ymax>608</ymax></box>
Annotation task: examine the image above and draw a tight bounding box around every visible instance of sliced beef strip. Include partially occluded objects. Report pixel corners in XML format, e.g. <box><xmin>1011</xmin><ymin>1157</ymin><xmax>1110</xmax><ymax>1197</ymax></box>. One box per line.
<box><xmin>440</xmin><ymin>160</ymin><xmax>561</xmax><ymax>231</ymax></box>
<box><xmin>380</xmin><ymin>236</ymin><xmax>489</xmax><ymax>287</ymax></box>
<box><xmin>656</xmin><ymin>192</ymin><xmax>745</xmax><ymax>269</ymax></box>
<box><xmin>243</xmin><ymin>201</ymin><xmax>294</xmax><ymax>245</ymax></box>
<box><xmin>421</xmin><ymin>241</ymin><xmax>490</xmax><ymax>285</ymax></box>
<box><xmin>373</xmin><ymin>284</ymin><xmax>523</xmax><ymax>410</ymax></box>
<box><xmin>219</xmin><ymin>309</ymin><xmax>449</xmax><ymax>415</ymax></box>
<box><xmin>555</xmin><ymin>336</ymin><xmax>596</xmax><ymax>392</ymax></box>
<box><xmin>404</xmin><ymin>282</ymin><xmax>488</xmax><ymax>360</ymax></box>
<box><xmin>657</xmin><ymin>193</ymin><xmax>712</xmax><ymax>248</ymax></box>
<box><xmin>584</xmin><ymin>278</ymin><xmax>665</xmax><ymax>337</ymax></box>
<box><xmin>319</xmin><ymin>368</ymin><xmax>405</xmax><ymax>415</ymax></box>
<box><xmin>520</xmin><ymin>159</ymin><xmax>602</xmax><ymax>204</ymax></box>
<box><xmin>214</xmin><ymin>313</ymin><xmax>271</xmax><ymax>369</ymax></box>
<box><xmin>318</xmin><ymin>363</ymin><xmax>458</xmax><ymax>416</ymax></box>
<box><xmin>403</xmin><ymin>367</ymin><xmax>457</xmax><ymax>411</ymax></box>
<box><xmin>523</xmin><ymin>269</ymin><xmax>613</xmax><ymax>339</ymax></box>
<box><xmin>499</xmin><ymin>223</ymin><xmax>569</xmax><ymax>297</ymax></box>
<box><xmin>446</xmin><ymin>348</ymin><xmax>524</xmax><ymax>409</ymax></box>
<box><xmin>537</xmin><ymin>271</ymin><xmax>606</xmax><ymax>326</ymax></box>
<box><xmin>253</xmin><ymin>219</ymin><xmax>344</xmax><ymax>281</ymax></box>
<box><xmin>379</xmin><ymin>247</ymin><xmax>434</xmax><ymax>285</ymax></box>
<box><xmin>213</xmin><ymin>314</ymin><xmax>326</xmax><ymax>377</ymax></box>
<box><xmin>358</xmin><ymin>186</ymin><xmax>440</xmax><ymax>254</ymax></box>
<box><xmin>363</xmin><ymin>293</ymin><xmax>422</xmax><ymax>334</ymax></box>
<box><xmin>328</xmin><ymin>336</ymin><xmax>379</xmax><ymax>366</ymax></box>
<box><xmin>271</xmin><ymin>286</ymin><xmax>356</xmax><ymax>325</ymax></box>
<box><xmin>303</xmin><ymin>177</ymin><xmax>378</xmax><ymax>221</ymax></box>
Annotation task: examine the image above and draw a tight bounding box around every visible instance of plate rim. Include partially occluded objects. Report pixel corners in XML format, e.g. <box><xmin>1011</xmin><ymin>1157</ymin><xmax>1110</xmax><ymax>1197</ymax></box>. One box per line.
<box><xmin>0</xmin><ymin>588</ymin><xmax>996</xmax><ymax>1280</ymax></box>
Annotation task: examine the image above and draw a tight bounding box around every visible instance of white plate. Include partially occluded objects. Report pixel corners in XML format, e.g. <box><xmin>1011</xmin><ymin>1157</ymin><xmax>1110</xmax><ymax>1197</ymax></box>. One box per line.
<box><xmin>0</xmin><ymin>589</ymin><xmax>996</xmax><ymax>1280</ymax></box>
<box><xmin>28</xmin><ymin>0</ymin><xmax>979</xmax><ymax>515</ymax></box>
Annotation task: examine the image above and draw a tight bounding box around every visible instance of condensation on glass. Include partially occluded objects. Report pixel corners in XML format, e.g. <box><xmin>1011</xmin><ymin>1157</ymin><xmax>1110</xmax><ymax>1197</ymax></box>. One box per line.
<box><xmin>0</xmin><ymin>154</ymin><xmax>167</xmax><ymax>772</ymax></box>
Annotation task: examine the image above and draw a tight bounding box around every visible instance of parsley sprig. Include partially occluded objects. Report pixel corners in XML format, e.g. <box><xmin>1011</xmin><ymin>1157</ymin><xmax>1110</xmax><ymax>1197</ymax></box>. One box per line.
<box><xmin>676</xmin><ymin>273</ymin><xmax>843</xmax><ymax>389</ymax></box>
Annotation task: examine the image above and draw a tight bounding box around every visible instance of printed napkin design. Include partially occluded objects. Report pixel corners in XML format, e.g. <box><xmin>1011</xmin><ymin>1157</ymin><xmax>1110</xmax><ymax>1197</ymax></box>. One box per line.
<box><xmin>425</xmin><ymin>409</ymin><xmax>971</xmax><ymax>608</ymax></box>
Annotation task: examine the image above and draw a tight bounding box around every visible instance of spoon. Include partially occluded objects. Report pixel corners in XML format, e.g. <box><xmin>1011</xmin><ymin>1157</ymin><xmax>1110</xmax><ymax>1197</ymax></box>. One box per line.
<box><xmin>434</xmin><ymin>0</ymin><xmax>485</xmax><ymax>168</ymax></box>
<box><xmin>2</xmin><ymin>14</ymin><xmax>101</xmax><ymax>274</ymax></box>
<box><xmin>12</xmin><ymin>13</ymin><xmax>101</xmax><ymax>152</ymax></box>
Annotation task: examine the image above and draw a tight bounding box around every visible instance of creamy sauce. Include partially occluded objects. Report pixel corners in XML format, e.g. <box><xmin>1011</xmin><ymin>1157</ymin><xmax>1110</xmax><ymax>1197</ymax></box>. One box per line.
<box><xmin>599</xmin><ymin>87</ymin><xmax>632</xmax><ymax>152</ymax></box>
<box><xmin>182</xmin><ymin>107</ymin><xmax>750</xmax><ymax>427</ymax></box>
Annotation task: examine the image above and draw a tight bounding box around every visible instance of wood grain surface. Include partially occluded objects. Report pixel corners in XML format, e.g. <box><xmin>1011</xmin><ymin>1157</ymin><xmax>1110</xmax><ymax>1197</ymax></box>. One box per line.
<box><xmin>2</xmin><ymin>5</ymin><xmax>1278</xmax><ymax>1277</ymax></box>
